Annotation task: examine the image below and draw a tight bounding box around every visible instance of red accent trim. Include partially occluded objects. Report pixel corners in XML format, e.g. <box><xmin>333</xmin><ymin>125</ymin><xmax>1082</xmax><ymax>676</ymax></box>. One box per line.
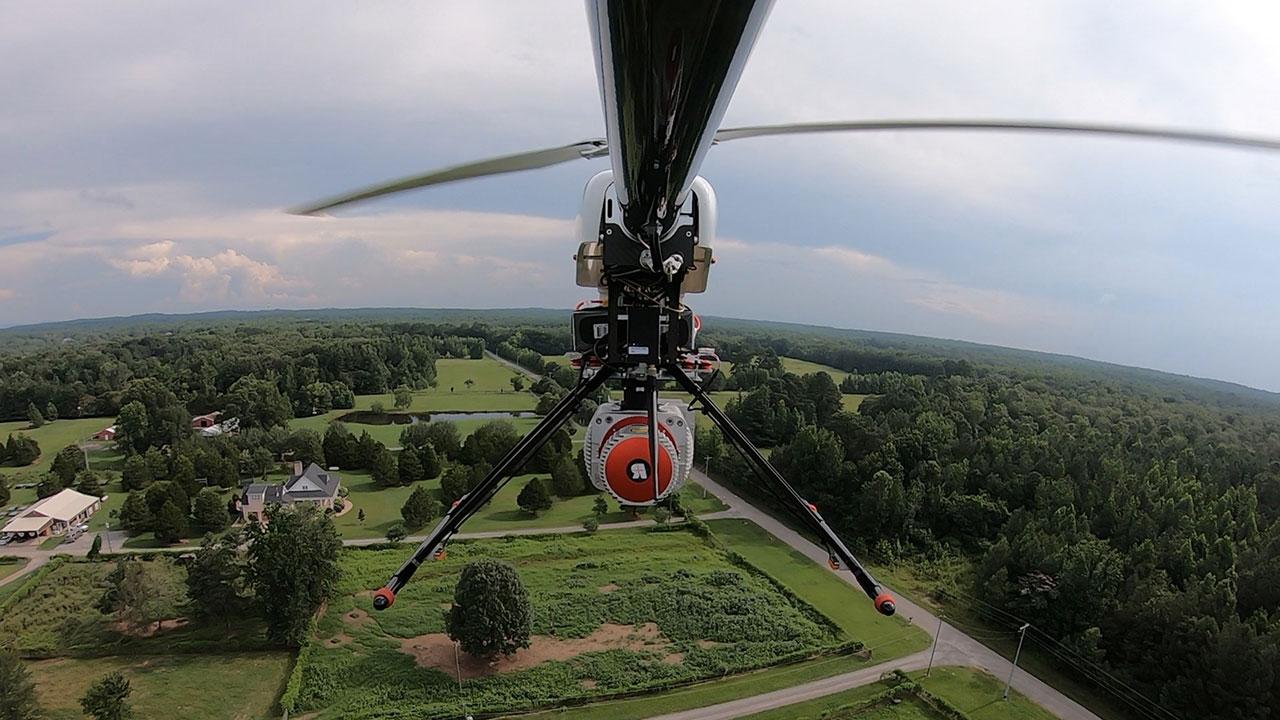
<box><xmin>604</xmin><ymin>436</ymin><xmax>675</xmax><ymax>504</ymax></box>
<box><xmin>596</xmin><ymin>415</ymin><xmax>679</xmax><ymax>454</ymax></box>
<box><xmin>807</xmin><ymin>502</ymin><xmax>818</xmax><ymax>513</ymax></box>
<box><xmin>373</xmin><ymin>587</ymin><xmax>396</xmax><ymax>608</ymax></box>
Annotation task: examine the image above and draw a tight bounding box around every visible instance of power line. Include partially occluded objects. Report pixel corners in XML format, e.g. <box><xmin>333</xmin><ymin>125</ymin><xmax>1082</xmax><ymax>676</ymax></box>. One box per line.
<box><xmin>1024</xmin><ymin>634</ymin><xmax>1174</xmax><ymax>720</ymax></box>
<box><xmin>1026</xmin><ymin>627</ymin><xmax>1182</xmax><ymax>720</ymax></box>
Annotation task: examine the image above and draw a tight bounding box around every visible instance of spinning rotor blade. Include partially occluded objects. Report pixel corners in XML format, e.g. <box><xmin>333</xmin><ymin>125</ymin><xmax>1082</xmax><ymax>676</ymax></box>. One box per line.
<box><xmin>714</xmin><ymin>120</ymin><xmax>1280</xmax><ymax>152</ymax></box>
<box><xmin>290</xmin><ymin>139</ymin><xmax>609</xmax><ymax>215</ymax></box>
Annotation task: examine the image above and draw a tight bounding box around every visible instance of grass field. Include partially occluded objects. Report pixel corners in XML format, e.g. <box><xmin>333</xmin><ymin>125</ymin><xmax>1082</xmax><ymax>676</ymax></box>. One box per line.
<box><xmin>30</xmin><ymin>652</ymin><xmax>292</xmax><ymax>720</ymax></box>
<box><xmin>353</xmin><ymin>358</ymin><xmax>539</xmax><ymax>413</ymax></box>
<box><xmin>0</xmin><ymin>558</ymin><xmax>271</xmax><ymax>656</ymax></box>
<box><xmin>708</xmin><ymin>519</ymin><xmax>928</xmax><ymax>654</ymax></box>
<box><xmin>741</xmin><ymin>666</ymin><xmax>1061</xmax><ymax>720</ymax></box>
<box><xmin>337</xmin><ymin>462</ymin><xmax>724</xmax><ymax>535</ymax></box>
<box><xmin>0</xmin><ymin>417</ymin><xmax>112</xmax><ymax>478</ymax></box>
<box><xmin>0</xmin><ymin>556</ymin><xmax>28</xmax><ymax>582</ymax></box>
<box><xmin>297</xmin><ymin>528</ymin><xmax>846</xmax><ymax>718</ymax></box>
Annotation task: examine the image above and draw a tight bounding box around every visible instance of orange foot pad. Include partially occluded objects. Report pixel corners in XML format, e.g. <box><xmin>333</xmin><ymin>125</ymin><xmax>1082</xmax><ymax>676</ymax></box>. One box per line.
<box><xmin>372</xmin><ymin>587</ymin><xmax>397</xmax><ymax>611</ymax></box>
<box><xmin>874</xmin><ymin>593</ymin><xmax>897</xmax><ymax>616</ymax></box>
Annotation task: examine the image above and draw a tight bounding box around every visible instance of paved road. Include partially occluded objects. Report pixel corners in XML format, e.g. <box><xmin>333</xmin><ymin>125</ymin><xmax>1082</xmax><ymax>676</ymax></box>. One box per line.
<box><xmin>683</xmin><ymin>470</ymin><xmax>1101</xmax><ymax>720</ymax></box>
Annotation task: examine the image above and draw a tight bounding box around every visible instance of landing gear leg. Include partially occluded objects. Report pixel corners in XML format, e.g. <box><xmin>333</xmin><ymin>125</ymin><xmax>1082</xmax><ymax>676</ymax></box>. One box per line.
<box><xmin>666</xmin><ymin>362</ymin><xmax>897</xmax><ymax>616</ymax></box>
<box><xmin>372</xmin><ymin>366</ymin><xmax>614</xmax><ymax>610</ymax></box>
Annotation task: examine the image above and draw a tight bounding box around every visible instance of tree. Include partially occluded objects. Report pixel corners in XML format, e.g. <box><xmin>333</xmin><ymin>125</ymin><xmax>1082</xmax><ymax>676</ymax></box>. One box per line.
<box><xmin>80</xmin><ymin>672</ymin><xmax>131</xmax><ymax>720</ymax></box>
<box><xmin>357</xmin><ymin>508</ymin><xmax>366</xmax><ymax>523</ymax></box>
<box><xmin>88</xmin><ymin>534</ymin><xmax>103</xmax><ymax>559</ymax></box>
<box><xmin>652</xmin><ymin>506</ymin><xmax>672</xmax><ymax>526</ymax></box>
<box><xmin>0</xmin><ymin>476</ymin><xmax>9</xmax><ymax>507</ymax></box>
<box><xmin>463</xmin><ymin>378</ymin><xmax>475</xmax><ymax>390</ymax></box>
<box><xmin>582</xmin><ymin>517</ymin><xmax>599</xmax><ymax>534</ymax></box>
<box><xmin>460</xmin><ymin>421</ymin><xmax>519</xmax><ymax>466</ymax></box>
<box><xmin>44</xmin><ymin>401</ymin><xmax>58</xmax><ymax>422</ymax></box>
<box><xmin>593</xmin><ymin>496</ymin><xmax>609</xmax><ymax>519</ymax></box>
<box><xmin>169</xmin><ymin>452</ymin><xmax>196</xmax><ymax>489</ymax></box>
<box><xmin>397</xmin><ymin>446</ymin><xmax>424</xmax><ymax>485</ymax></box>
<box><xmin>550</xmin><ymin>455</ymin><xmax>586</xmax><ymax>497</ymax></box>
<box><xmin>5</xmin><ymin>434</ymin><xmax>39</xmax><ymax>467</ymax></box>
<box><xmin>509</xmin><ymin>375</ymin><xmax>525</xmax><ymax>392</ymax></box>
<box><xmin>517</xmin><ymin>478</ymin><xmax>552</xmax><ymax>515</ymax></box>
<box><xmin>193</xmin><ymin>487</ymin><xmax>229</xmax><ymax>532</ymax></box>
<box><xmin>51</xmin><ymin>444</ymin><xmax>85</xmax><ymax>485</ymax></box>
<box><xmin>330</xmin><ymin>381</ymin><xmax>356</xmax><ymax>409</ymax></box>
<box><xmin>0</xmin><ymin>649</ymin><xmax>40</xmax><ymax>720</ymax></box>
<box><xmin>246</xmin><ymin>505</ymin><xmax>342</xmax><ymax>646</ymax></box>
<box><xmin>114</xmin><ymin>401</ymin><xmax>150</xmax><ymax>455</ymax></box>
<box><xmin>446</xmin><ymin>559</ymin><xmax>532</xmax><ymax>658</ymax></box>
<box><xmin>393</xmin><ymin>385</ymin><xmax>413</xmax><ymax>410</ymax></box>
<box><xmin>120</xmin><ymin>454</ymin><xmax>153</xmax><ymax>492</ymax></box>
<box><xmin>440</xmin><ymin>462</ymin><xmax>489</xmax><ymax>507</ymax></box>
<box><xmin>118</xmin><ymin>492</ymin><xmax>150</xmax><ymax>532</ymax></box>
<box><xmin>282</xmin><ymin>429</ymin><xmax>325</xmax><ymax>469</ymax></box>
<box><xmin>385</xmin><ymin>524</ymin><xmax>406</xmax><ymax>543</ymax></box>
<box><xmin>26</xmin><ymin>402</ymin><xmax>44</xmax><ymax>429</ymax></box>
<box><xmin>97</xmin><ymin>557</ymin><xmax>186</xmax><ymax>631</ymax></box>
<box><xmin>418</xmin><ymin>442</ymin><xmax>442</xmax><ymax>479</ymax></box>
<box><xmin>152</xmin><ymin>499</ymin><xmax>189</xmax><ymax>544</ymax></box>
<box><xmin>186</xmin><ymin>531</ymin><xmax>247</xmax><ymax>630</ymax></box>
<box><xmin>400</xmin><ymin>485</ymin><xmax>438</xmax><ymax>530</ymax></box>
<box><xmin>370</xmin><ymin>400</ymin><xmax>387</xmax><ymax>414</ymax></box>
<box><xmin>401</xmin><ymin>421</ymin><xmax>461</xmax><ymax>461</ymax></box>
<box><xmin>322</xmin><ymin>423</ymin><xmax>355</xmax><ymax>469</ymax></box>
<box><xmin>76</xmin><ymin>469</ymin><xmax>105</xmax><ymax>497</ymax></box>
<box><xmin>36</xmin><ymin>472</ymin><xmax>66</xmax><ymax>499</ymax></box>
<box><xmin>370</xmin><ymin>445</ymin><xmax>398</xmax><ymax>488</ymax></box>
<box><xmin>224</xmin><ymin>375</ymin><xmax>293</xmax><ymax>429</ymax></box>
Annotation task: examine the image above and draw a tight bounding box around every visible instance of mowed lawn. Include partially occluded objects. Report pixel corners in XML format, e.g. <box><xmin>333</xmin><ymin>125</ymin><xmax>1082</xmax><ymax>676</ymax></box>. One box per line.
<box><xmin>0</xmin><ymin>557</ymin><xmax>28</xmax><ymax>582</ymax></box>
<box><xmin>740</xmin><ymin>666</ymin><xmax>1060</xmax><ymax>720</ymax></box>
<box><xmin>0</xmin><ymin>417</ymin><xmax>112</xmax><ymax>478</ymax></box>
<box><xmin>336</xmin><ymin>467</ymin><xmax>726</xmax><ymax>540</ymax></box>
<box><xmin>355</xmin><ymin>357</ymin><xmax>539</xmax><ymax>413</ymax></box>
<box><xmin>31</xmin><ymin>652</ymin><xmax>292</xmax><ymax>720</ymax></box>
<box><xmin>707</xmin><ymin>519</ymin><xmax>928</xmax><ymax>656</ymax></box>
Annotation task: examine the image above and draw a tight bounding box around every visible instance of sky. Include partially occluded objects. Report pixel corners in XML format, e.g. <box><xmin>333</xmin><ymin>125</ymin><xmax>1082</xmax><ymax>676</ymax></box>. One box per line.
<box><xmin>2</xmin><ymin>2</ymin><xmax>1280</xmax><ymax>390</ymax></box>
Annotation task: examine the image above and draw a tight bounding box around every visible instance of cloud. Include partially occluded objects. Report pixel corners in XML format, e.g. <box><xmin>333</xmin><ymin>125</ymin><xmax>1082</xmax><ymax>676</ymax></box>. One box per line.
<box><xmin>0</xmin><ymin>288</ymin><xmax>14</xmax><ymax>301</ymax></box>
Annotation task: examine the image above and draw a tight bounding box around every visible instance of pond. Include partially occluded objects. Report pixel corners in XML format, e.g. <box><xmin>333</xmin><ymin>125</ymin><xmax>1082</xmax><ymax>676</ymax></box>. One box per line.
<box><xmin>335</xmin><ymin>410</ymin><xmax>535</xmax><ymax>426</ymax></box>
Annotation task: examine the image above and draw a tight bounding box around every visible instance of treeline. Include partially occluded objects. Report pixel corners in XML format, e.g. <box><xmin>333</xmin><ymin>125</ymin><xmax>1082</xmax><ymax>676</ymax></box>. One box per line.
<box><xmin>703</xmin><ymin>344</ymin><xmax>1280</xmax><ymax>719</ymax></box>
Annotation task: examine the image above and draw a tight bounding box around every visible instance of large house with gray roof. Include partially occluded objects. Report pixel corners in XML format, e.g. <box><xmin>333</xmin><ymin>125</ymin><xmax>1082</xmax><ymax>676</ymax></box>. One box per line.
<box><xmin>238</xmin><ymin>461</ymin><xmax>341</xmax><ymax>523</ymax></box>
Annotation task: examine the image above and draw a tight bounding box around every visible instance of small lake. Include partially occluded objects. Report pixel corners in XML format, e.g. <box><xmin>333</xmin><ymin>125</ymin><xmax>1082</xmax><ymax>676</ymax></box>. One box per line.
<box><xmin>335</xmin><ymin>410</ymin><xmax>535</xmax><ymax>426</ymax></box>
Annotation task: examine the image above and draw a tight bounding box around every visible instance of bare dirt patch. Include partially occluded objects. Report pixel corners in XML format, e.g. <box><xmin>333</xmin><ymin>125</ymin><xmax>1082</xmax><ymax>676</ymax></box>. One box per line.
<box><xmin>325</xmin><ymin>633</ymin><xmax>353</xmax><ymax>648</ymax></box>
<box><xmin>400</xmin><ymin>622</ymin><xmax>672</xmax><ymax>679</ymax></box>
<box><xmin>580</xmin><ymin>679</ymin><xmax>598</xmax><ymax>689</ymax></box>
<box><xmin>343</xmin><ymin>609</ymin><xmax>373</xmax><ymax>630</ymax></box>
<box><xmin>597</xmin><ymin>583</ymin><xmax>620</xmax><ymax>593</ymax></box>
<box><xmin>696</xmin><ymin>639</ymin><xmax>722</xmax><ymax>649</ymax></box>
<box><xmin>113</xmin><ymin>617</ymin><xmax>189</xmax><ymax>637</ymax></box>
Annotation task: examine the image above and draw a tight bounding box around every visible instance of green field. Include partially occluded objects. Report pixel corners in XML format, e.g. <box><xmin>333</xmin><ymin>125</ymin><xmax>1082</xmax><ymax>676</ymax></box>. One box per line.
<box><xmin>30</xmin><ymin>652</ymin><xmax>292</xmax><ymax>720</ymax></box>
<box><xmin>334</xmin><ymin>460</ymin><xmax>724</xmax><ymax>541</ymax></box>
<box><xmin>0</xmin><ymin>417</ymin><xmax>113</xmax><ymax>478</ymax></box>
<box><xmin>0</xmin><ymin>558</ymin><xmax>270</xmax><ymax>656</ymax></box>
<box><xmin>708</xmin><ymin>519</ymin><xmax>928</xmax><ymax>653</ymax></box>
<box><xmin>0</xmin><ymin>556</ymin><xmax>28</xmax><ymax>582</ymax></box>
<box><xmin>742</xmin><ymin>666</ymin><xmax>1061</xmax><ymax>720</ymax></box>
<box><xmin>354</xmin><ymin>358</ymin><xmax>539</xmax><ymax>413</ymax></box>
<box><xmin>296</xmin><ymin>528</ymin><xmax>847</xmax><ymax>718</ymax></box>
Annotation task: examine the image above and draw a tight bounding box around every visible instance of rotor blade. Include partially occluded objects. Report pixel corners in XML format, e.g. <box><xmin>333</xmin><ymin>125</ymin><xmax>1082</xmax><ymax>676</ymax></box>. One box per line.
<box><xmin>290</xmin><ymin>139</ymin><xmax>609</xmax><ymax>215</ymax></box>
<box><xmin>714</xmin><ymin>120</ymin><xmax>1280</xmax><ymax>153</ymax></box>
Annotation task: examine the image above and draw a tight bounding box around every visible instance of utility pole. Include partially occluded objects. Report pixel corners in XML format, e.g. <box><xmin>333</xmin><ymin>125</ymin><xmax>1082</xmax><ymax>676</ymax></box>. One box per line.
<box><xmin>926</xmin><ymin>614</ymin><xmax>943</xmax><ymax>677</ymax></box>
<box><xmin>1004</xmin><ymin>623</ymin><xmax>1030</xmax><ymax>700</ymax></box>
<box><xmin>103</xmin><ymin>523</ymin><xmax>113</xmax><ymax>553</ymax></box>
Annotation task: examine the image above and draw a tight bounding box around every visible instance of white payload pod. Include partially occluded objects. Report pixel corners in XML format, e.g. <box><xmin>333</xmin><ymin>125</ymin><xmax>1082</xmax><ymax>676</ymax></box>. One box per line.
<box><xmin>582</xmin><ymin>400</ymin><xmax>695</xmax><ymax>506</ymax></box>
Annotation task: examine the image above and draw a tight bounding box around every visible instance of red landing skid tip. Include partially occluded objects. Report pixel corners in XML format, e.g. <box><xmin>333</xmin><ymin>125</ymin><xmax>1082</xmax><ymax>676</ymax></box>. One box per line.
<box><xmin>874</xmin><ymin>593</ymin><xmax>897</xmax><ymax>617</ymax></box>
<box><xmin>433</xmin><ymin>549</ymin><xmax>448</xmax><ymax>561</ymax></box>
<box><xmin>827</xmin><ymin>557</ymin><xmax>841</xmax><ymax>571</ymax></box>
<box><xmin>372</xmin><ymin>587</ymin><xmax>396</xmax><ymax>611</ymax></box>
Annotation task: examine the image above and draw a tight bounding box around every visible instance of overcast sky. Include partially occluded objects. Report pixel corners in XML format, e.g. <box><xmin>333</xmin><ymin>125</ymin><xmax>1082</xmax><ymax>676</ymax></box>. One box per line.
<box><xmin>2</xmin><ymin>2</ymin><xmax>1280</xmax><ymax>389</ymax></box>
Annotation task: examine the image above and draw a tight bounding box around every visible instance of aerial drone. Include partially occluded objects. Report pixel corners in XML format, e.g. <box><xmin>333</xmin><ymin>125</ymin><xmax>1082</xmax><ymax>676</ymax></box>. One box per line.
<box><xmin>293</xmin><ymin>1</ymin><xmax>1280</xmax><ymax>616</ymax></box>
